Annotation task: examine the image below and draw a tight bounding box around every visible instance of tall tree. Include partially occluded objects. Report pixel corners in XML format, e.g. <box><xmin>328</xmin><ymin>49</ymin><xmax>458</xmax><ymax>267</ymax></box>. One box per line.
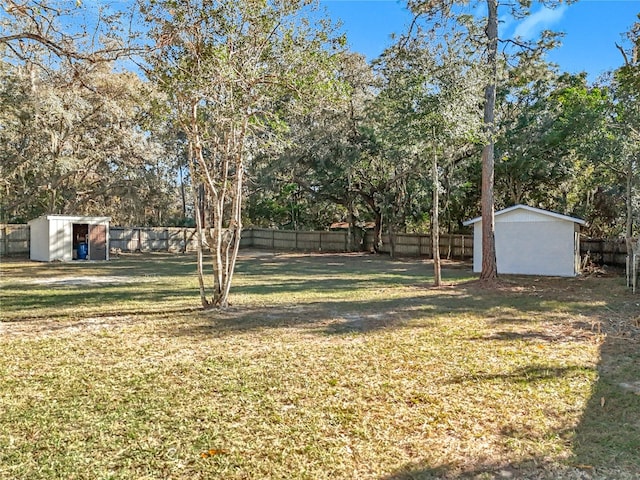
<box><xmin>0</xmin><ymin>0</ymin><xmax>169</xmax><ymax>225</ymax></box>
<box><xmin>142</xmin><ymin>0</ymin><xmax>343</xmax><ymax>309</ymax></box>
<box><xmin>614</xmin><ymin>14</ymin><xmax>640</xmax><ymax>279</ymax></box>
<box><xmin>408</xmin><ymin>0</ymin><xmax>566</xmax><ymax>281</ymax></box>
<box><xmin>249</xmin><ymin>52</ymin><xmax>374</xmax><ymax>238</ymax></box>
<box><xmin>479</xmin><ymin>0</ymin><xmax>498</xmax><ymax>280</ymax></box>
<box><xmin>495</xmin><ymin>71</ymin><xmax>606</xmax><ymax>212</ymax></box>
<box><xmin>373</xmin><ymin>24</ymin><xmax>483</xmax><ymax>273</ymax></box>
<box><xmin>0</xmin><ymin>60</ymin><xmax>176</xmax><ymax>224</ymax></box>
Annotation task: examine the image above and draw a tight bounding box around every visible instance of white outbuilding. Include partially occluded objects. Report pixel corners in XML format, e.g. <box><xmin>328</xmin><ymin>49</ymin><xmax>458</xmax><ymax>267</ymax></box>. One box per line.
<box><xmin>463</xmin><ymin>204</ymin><xmax>585</xmax><ymax>277</ymax></box>
<box><xmin>28</xmin><ymin>214</ymin><xmax>110</xmax><ymax>262</ymax></box>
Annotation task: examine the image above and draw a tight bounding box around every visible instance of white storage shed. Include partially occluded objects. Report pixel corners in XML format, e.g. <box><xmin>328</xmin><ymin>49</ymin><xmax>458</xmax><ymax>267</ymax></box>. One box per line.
<box><xmin>28</xmin><ymin>215</ymin><xmax>110</xmax><ymax>262</ymax></box>
<box><xmin>463</xmin><ymin>205</ymin><xmax>585</xmax><ymax>277</ymax></box>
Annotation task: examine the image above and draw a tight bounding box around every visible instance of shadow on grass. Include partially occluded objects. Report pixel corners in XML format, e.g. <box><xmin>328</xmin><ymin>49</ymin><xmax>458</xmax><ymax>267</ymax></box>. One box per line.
<box><xmin>0</xmin><ymin>252</ymin><xmax>198</xmax><ymax>279</ymax></box>
<box><xmin>377</xmin><ymin>346</ymin><xmax>640</xmax><ymax>479</ymax></box>
<box><xmin>173</xmin><ymin>253</ymin><xmax>639</xmax><ymax>477</ymax></box>
<box><xmin>446</xmin><ymin>364</ymin><xmax>594</xmax><ymax>386</ymax></box>
<box><xmin>2</xmin><ymin>251</ymin><xmax>469</xmax><ymax>325</ymax></box>
<box><xmin>3</xmin><ymin>250</ymin><xmax>639</xmax><ymax>477</ymax></box>
<box><xmin>0</xmin><ymin>284</ymin><xmax>199</xmax><ymax>320</ymax></box>
<box><xmin>2</xmin><ymin>249</ymin><xmax>605</xmax><ymax>321</ymax></box>
<box><xmin>2</xmin><ymin>251</ymin><xmax>628</xmax><ymax>341</ymax></box>
<box><xmin>168</xmin><ymin>276</ymin><xmax>610</xmax><ymax>339</ymax></box>
<box><xmin>571</xmin><ymin>334</ymin><xmax>640</xmax><ymax>474</ymax></box>
<box><xmin>468</xmin><ymin>327</ymin><xmax>598</xmax><ymax>344</ymax></box>
<box><xmin>379</xmin><ymin>459</ymin><xmax>591</xmax><ymax>479</ymax></box>
<box><xmin>375</xmin><ymin>322</ymin><xmax>640</xmax><ymax>479</ymax></box>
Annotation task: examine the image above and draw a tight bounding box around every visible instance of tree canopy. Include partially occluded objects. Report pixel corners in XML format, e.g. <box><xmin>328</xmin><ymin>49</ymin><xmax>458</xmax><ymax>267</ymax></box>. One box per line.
<box><xmin>1</xmin><ymin>1</ymin><xmax>638</xmax><ymax>305</ymax></box>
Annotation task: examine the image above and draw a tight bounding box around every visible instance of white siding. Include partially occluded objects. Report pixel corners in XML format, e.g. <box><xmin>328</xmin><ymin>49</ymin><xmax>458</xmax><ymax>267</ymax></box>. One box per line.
<box><xmin>49</xmin><ymin>217</ymin><xmax>73</xmax><ymax>261</ymax></box>
<box><xmin>495</xmin><ymin>221</ymin><xmax>575</xmax><ymax>276</ymax></box>
<box><xmin>496</xmin><ymin>209</ymin><xmax>556</xmax><ymax>224</ymax></box>
<box><xmin>473</xmin><ymin>221</ymin><xmax>482</xmax><ymax>273</ymax></box>
<box><xmin>28</xmin><ymin>217</ymin><xmax>50</xmax><ymax>261</ymax></box>
<box><xmin>470</xmin><ymin>206</ymin><xmax>582</xmax><ymax>277</ymax></box>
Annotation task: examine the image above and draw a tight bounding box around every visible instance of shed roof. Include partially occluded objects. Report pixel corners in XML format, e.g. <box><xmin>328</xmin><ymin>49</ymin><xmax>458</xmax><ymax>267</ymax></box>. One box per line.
<box><xmin>28</xmin><ymin>214</ymin><xmax>111</xmax><ymax>225</ymax></box>
<box><xmin>462</xmin><ymin>204</ymin><xmax>586</xmax><ymax>227</ymax></box>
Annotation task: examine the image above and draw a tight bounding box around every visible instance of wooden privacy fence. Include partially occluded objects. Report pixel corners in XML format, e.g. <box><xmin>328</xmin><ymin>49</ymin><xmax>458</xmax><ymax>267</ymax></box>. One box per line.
<box><xmin>243</xmin><ymin>229</ymin><xmax>473</xmax><ymax>258</ymax></box>
<box><xmin>248</xmin><ymin>228</ymin><xmax>355</xmax><ymax>253</ymax></box>
<box><xmin>1</xmin><ymin>224</ymin><xmax>470</xmax><ymax>258</ymax></box>
<box><xmin>0</xmin><ymin>224</ymin><xmax>630</xmax><ymax>266</ymax></box>
<box><xmin>581</xmin><ymin>238</ymin><xmax>628</xmax><ymax>266</ymax></box>
<box><xmin>374</xmin><ymin>232</ymin><xmax>472</xmax><ymax>259</ymax></box>
<box><xmin>0</xmin><ymin>224</ymin><xmax>30</xmax><ymax>256</ymax></box>
<box><xmin>110</xmin><ymin>227</ymin><xmax>200</xmax><ymax>253</ymax></box>
<box><xmin>110</xmin><ymin>227</ymin><xmax>255</xmax><ymax>252</ymax></box>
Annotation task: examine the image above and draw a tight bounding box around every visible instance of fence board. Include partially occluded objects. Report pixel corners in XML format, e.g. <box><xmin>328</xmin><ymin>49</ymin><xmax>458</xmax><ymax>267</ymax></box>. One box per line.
<box><xmin>581</xmin><ymin>238</ymin><xmax>627</xmax><ymax>266</ymax></box>
<box><xmin>0</xmin><ymin>224</ymin><xmax>30</xmax><ymax>256</ymax></box>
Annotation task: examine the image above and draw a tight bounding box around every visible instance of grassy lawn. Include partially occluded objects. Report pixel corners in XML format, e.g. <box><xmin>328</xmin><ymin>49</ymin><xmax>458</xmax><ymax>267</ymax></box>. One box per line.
<box><xmin>1</xmin><ymin>251</ymin><xmax>639</xmax><ymax>479</ymax></box>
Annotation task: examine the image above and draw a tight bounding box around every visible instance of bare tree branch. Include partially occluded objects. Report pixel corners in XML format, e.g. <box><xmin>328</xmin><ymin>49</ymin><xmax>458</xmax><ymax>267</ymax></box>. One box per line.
<box><xmin>616</xmin><ymin>42</ymin><xmax>630</xmax><ymax>67</ymax></box>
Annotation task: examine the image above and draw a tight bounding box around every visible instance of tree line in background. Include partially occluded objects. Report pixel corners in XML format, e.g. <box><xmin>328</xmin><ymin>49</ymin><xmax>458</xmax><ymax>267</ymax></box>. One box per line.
<box><xmin>1</xmin><ymin>0</ymin><xmax>638</xmax><ymax>305</ymax></box>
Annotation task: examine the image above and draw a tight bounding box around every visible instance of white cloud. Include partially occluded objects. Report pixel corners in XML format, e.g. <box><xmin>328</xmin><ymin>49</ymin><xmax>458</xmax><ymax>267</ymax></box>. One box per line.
<box><xmin>513</xmin><ymin>5</ymin><xmax>568</xmax><ymax>40</ymax></box>
<box><xmin>499</xmin><ymin>14</ymin><xmax>515</xmax><ymax>33</ymax></box>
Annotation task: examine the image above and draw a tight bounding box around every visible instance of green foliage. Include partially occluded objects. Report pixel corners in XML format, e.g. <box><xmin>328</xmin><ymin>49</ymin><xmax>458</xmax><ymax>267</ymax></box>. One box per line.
<box><xmin>496</xmin><ymin>74</ymin><xmax>605</xmax><ymax>209</ymax></box>
<box><xmin>1</xmin><ymin>0</ymin><xmax>637</xmax><ymax>241</ymax></box>
<box><xmin>366</xmin><ymin>24</ymin><xmax>485</xmax><ymax>235</ymax></box>
<box><xmin>246</xmin><ymin>52</ymin><xmax>371</xmax><ymax>232</ymax></box>
<box><xmin>491</xmin><ymin>33</ymin><xmax>638</xmax><ymax>238</ymax></box>
<box><xmin>143</xmin><ymin>0</ymin><xmax>346</xmax><ymax>306</ymax></box>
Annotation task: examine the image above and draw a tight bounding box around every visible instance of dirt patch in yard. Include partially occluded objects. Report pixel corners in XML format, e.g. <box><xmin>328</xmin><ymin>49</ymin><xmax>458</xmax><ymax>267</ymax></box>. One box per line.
<box><xmin>29</xmin><ymin>276</ymin><xmax>146</xmax><ymax>286</ymax></box>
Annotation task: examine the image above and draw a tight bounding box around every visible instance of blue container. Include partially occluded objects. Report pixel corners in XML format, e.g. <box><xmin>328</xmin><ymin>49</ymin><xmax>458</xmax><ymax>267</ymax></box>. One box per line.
<box><xmin>77</xmin><ymin>242</ymin><xmax>88</xmax><ymax>260</ymax></box>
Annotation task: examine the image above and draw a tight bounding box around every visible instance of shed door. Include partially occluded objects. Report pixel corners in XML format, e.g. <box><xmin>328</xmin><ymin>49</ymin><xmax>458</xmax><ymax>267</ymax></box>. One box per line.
<box><xmin>89</xmin><ymin>224</ymin><xmax>107</xmax><ymax>260</ymax></box>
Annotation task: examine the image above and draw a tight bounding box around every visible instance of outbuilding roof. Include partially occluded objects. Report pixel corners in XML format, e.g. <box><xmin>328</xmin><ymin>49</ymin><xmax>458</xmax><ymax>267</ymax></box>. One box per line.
<box><xmin>28</xmin><ymin>214</ymin><xmax>111</xmax><ymax>224</ymax></box>
<box><xmin>462</xmin><ymin>204</ymin><xmax>586</xmax><ymax>226</ymax></box>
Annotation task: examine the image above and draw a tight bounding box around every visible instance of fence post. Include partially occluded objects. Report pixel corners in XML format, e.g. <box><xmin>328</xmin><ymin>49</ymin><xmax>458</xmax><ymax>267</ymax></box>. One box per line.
<box><xmin>1</xmin><ymin>225</ymin><xmax>6</xmax><ymax>256</ymax></box>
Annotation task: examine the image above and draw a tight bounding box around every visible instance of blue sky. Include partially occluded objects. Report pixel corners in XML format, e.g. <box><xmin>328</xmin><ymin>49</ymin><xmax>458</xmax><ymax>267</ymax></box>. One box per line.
<box><xmin>320</xmin><ymin>0</ymin><xmax>639</xmax><ymax>81</ymax></box>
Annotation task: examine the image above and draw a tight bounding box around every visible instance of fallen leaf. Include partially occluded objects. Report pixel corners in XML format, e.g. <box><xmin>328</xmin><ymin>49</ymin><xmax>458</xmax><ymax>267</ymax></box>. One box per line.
<box><xmin>600</xmin><ymin>396</ymin><xmax>606</xmax><ymax>407</ymax></box>
<box><xmin>201</xmin><ymin>448</ymin><xmax>229</xmax><ymax>458</ymax></box>
<box><xmin>209</xmin><ymin>448</ymin><xmax>228</xmax><ymax>455</ymax></box>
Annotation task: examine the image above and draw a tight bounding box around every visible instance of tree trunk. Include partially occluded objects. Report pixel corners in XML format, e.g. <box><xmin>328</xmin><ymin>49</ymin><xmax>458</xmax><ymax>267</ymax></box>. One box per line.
<box><xmin>217</xmin><ymin>149</ymin><xmax>244</xmax><ymax>308</ymax></box>
<box><xmin>625</xmin><ymin>156</ymin><xmax>634</xmax><ymax>287</ymax></box>
<box><xmin>373</xmin><ymin>209</ymin><xmax>383</xmax><ymax>253</ymax></box>
<box><xmin>357</xmin><ymin>188</ymin><xmax>383</xmax><ymax>253</ymax></box>
<box><xmin>389</xmin><ymin>225</ymin><xmax>396</xmax><ymax>258</ymax></box>
<box><xmin>432</xmin><ymin>146</ymin><xmax>441</xmax><ymax>287</ymax></box>
<box><xmin>362</xmin><ymin>193</ymin><xmax>383</xmax><ymax>252</ymax></box>
<box><xmin>188</xmin><ymin>128</ymin><xmax>210</xmax><ymax>308</ymax></box>
<box><xmin>192</xmin><ymin>184</ymin><xmax>210</xmax><ymax>309</ymax></box>
<box><xmin>480</xmin><ymin>0</ymin><xmax>498</xmax><ymax>281</ymax></box>
<box><xmin>346</xmin><ymin>178</ymin><xmax>353</xmax><ymax>252</ymax></box>
<box><xmin>209</xmin><ymin>118</ymin><xmax>247</xmax><ymax>309</ymax></box>
<box><xmin>179</xmin><ymin>165</ymin><xmax>187</xmax><ymax>227</ymax></box>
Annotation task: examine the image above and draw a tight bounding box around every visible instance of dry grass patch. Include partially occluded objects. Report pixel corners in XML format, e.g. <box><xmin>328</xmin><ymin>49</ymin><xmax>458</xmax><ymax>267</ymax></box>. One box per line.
<box><xmin>0</xmin><ymin>251</ymin><xmax>638</xmax><ymax>479</ymax></box>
